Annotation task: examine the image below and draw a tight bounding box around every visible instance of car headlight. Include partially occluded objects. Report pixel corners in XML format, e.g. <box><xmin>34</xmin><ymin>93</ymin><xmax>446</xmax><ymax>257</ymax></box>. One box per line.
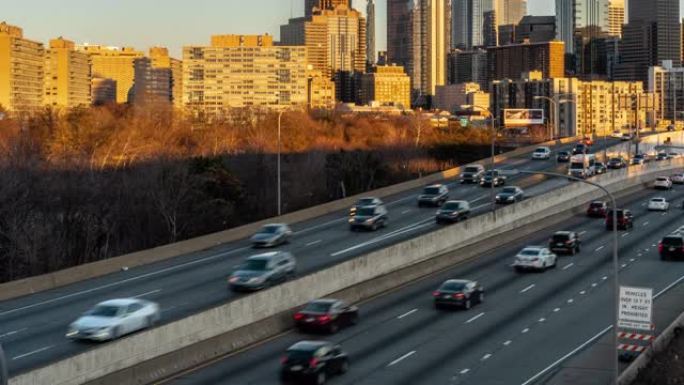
<box><xmin>348</xmin><ymin>218</ymin><xmax>355</xmax><ymax>224</ymax></box>
<box><xmin>229</xmin><ymin>276</ymin><xmax>240</xmax><ymax>283</ymax></box>
<box><xmin>365</xmin><ymin>218</ymin><xmax>374</xmax><ymax>224</ymax></box>
<box><xmin>248</xmin><ymin>276</ymin><xmax>265</xmax><ymax>283</ymax></box>
<box><xmin>66</xmin><ymin>326</ymin><xmax>79</xmax><ymax>337</ymax></box>
<box><xmin>507</xmin><ymin>196</ymin><xmax>514</xmax><ymax>201</ymax></box>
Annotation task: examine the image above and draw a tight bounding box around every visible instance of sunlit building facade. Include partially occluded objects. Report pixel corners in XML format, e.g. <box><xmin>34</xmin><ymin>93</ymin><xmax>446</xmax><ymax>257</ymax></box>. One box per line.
<box><xmin>44</xmin><ymin>37</ymin><xmax>91</xmax><ymax>108</ymax></box>
<box><xmin>0</xmin><ymin>22</ymin><xmax>45</xmax><ymax>111</ymax></box>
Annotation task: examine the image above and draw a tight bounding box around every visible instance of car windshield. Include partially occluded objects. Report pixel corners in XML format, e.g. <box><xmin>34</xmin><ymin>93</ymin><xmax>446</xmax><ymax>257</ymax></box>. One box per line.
<box><xmin>357</xmin><ymin>198</ymin><xmax>376</xmax><ymax>206</ymax></box>
<box><xmin>651</xmin><ymin>198</ymin><xmax>665</xmax><ymax>203</ymax></box>
<box><xmin>424</xmin><ymin>187</ymin><xmax>440</xmax><ymax>195</ymax></box>
<box><xmin>657</xmin><ymin>177</ymin><xmax>669</xmax><ymax>181</ymax></box>
<box><xmin>258</xmin><ymin>225</ymin><xmax>280</xmax><ymax>234</ymax></box>
<box><xmin>440</xmin><ymin>281</ymin><xmax>466</xmax><ymax>291</ymax></box>
<box><xmin>357</xmin><ymin>207</ymin><xmax>376</xmax><ymax>216</ymax></box>
<box><xmin>590</xmin><ymin>202</ymin><xmax>605</xmax><ymax>208</ymax></box>
<box><xmin>484</xmin><ymin>171</ymin><xmax>497</xmax><ymax>177</ymax></box>
<box><xmin>520</xmin><ymin>248</ymin><xmax>541</xmax><ymax>256</ymax></box>
<box><xmin>242</xmin><ymin>259</ymin><xmax>269</xmax><ymax>271</ymax></box>
<box><xmin>552</xmin><ymin>234</ymin><xmax>570</xmax><ymax>241</ymax></box>
<box><xmin>610</xmin><ymin>158</ymin><xmax>621</xmax><ymax>162</ymax></box>
<box><xmin>286</xmin><ymin>349</ymin><xmax>314</xmax><ymax>361</ymax></box>
<box><xmin>559</xmin><ymin>152</ymin><xmax>569</xmax><ymax>156</ymax></box>
<box><xmin>663</xmin><ymin>237</ymin><xmax>684</xmax><ymax>247</ymax></box>
<box><xmin>607</xmin><ymin>210</ymin><xmax>625</xmax><ymax>218</ymax></box>
<box><xmin>303</xmin><ymin>302</ymin><xmax>333</xmax><ymax>313</ymax></box>
<box><xmin>502</xmin><ymin>187</ymin><xmax>517</xmax><ymax>194</ymax></box>
<box><xmin>535</xmin><ymin>148</ymin><xmax>546</xmax><ymax>153</ymax></box>
<box><xmin>442</xmin><ymin>202</ymin><xmax>462</xmax><ymax>210</ymax></box>
<box><xmin>464</xmin><ymin>167</ymin><xmax>480</xmax><ymax>173</ymax></box>
<box><xmin>86</xmin><ymin>305</ymin><xmax>121</xmax><ymax>318</ymax></box>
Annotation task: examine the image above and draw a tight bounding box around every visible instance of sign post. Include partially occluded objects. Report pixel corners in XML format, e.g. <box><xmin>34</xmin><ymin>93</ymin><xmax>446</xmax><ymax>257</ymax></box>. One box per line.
<box><xmin>617</xmin><ymin>286</ymin><xmax>654</xmax><ymax>361</ymax></box>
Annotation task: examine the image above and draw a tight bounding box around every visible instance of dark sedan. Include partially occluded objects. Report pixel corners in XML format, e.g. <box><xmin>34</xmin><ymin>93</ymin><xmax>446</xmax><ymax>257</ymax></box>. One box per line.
<box><xmin>293</xmin><ymin>299</ymin><xmax>358</xmax><ymax>334</ymax></box>
<box><xmin>607</xmin><ymin>157</ymin><xmax>627</xmax><ymax>169</ymax></box>
<box><xmin>479</xmin><ymin>170</ymin><xmax>507</xmax><ymax>187</ymax></box>
<box><xmin>280</xmin><ymin>341</ymin><xmax>349</xmax><ymax>384</ymax></box>
<box><xmin>659</xmin><ymin>234</ymin><xmax>684</xmax><ymax>261</ymax></box>
<box><xmin>557</xmin><ymin>151</ymin><xmax>571</xmax><ymax>162</ymax></box>
<box><xmin>433</xmin><ymin>279</ymin><xmax>484</xmax><ymax>310</ymax></box>
<box><xmin>587</xmin><ymin>201</ymin><xmax>608</xmax><ymax>218</ymax></box>
<box><xmin>495</xmin><ymin>186</ymin><xmax>524</xmax><ymax>204</ymax></box>
<box><xmin>549</xmin><ymin>231</ymin><xmax>581</xmax><ymax>255</ymax></box>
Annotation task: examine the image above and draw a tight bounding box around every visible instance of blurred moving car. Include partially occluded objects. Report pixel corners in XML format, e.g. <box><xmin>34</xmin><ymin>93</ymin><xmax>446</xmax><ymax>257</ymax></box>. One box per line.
<box><xmin>66</xmin><ymin>299</ymin><xmax>160</xmax><ymax>341</ymax></box>
<box><xmin>605</xmin><ymin>209</ymin><xmax>634</xmax><ymax>230</ymax></box>
<box><xmin>480</xmin><ymin>170</ymin><xmax>507</xmax><ymax>187</ymax></box>
<box><xmin>549</xmin><ymin>231</ymin><xmax>581</xmax><ymax>255</ymax></box>
<box><xmin>557</xmin><ymin>151</ymin><xmax>571</xmax><ymax>163</ymax></box>
<box><xmin>460</xmin><ymin>164</ymin><xmax>486</xmax><ymax>184</ymax></box>
<box><xmin>654</xmin><ymin>176</ymin><xmax>673</xmax><ymax>190</ymax></box>
<box><xmin>251</xmin><ymin>224</ymin><xmax>293</xmax><ymax>248</ymax></box>
<box><xmin>594</xmin><ymin>162</ymin><xmax>607</xmax><ymax>174</ymax></box>
<box><xmin>349</xmin><ymin>205</ymin><xmax>388</xmax><ymax>231</ymax></box>
<box><xmin>229</xmin><ymin>252</ymin><xmax>296</xmax><ymax>291</ymax></box>
<box><xmin>532</xmin><ymin>147</ymin><xmax>552</xmax><ymax>160</ymax></box>
<box><xmin>611</xmin><ymin>130</ymin><xmax>623</xmax><ymax>139</ymax></box>
<box><xmin>435</xmin><ymin>200</ymin><xmax>471</xmax><ymax>224</ymax></box>
<box><xmin>659</xmin><ymin>233</ymin><xmax>684</xmax><ymax>261</ymax></box>
<box><xmin>513</xmin><ymin>246</ymin><xmax>557</xmax><ymax>272</ymax></box>
<box><xmin>496</xmin><ymin>186</ymin><xmax>525</xmax><ymax>204</ymax></box>
<box><xmin>280</xmin><ymin>341</ymin><xmax>349</xmax><ymax>385</ymax></box>
<box><xmin>631</xmin><ymin>154</ymin><xmax>647</xmax><ymax>165</ymax></box>
<box><xmin>587</xmin><ymin>201</ymin><xmax>608</xmax><ymax>218</ymax></box>
<box><xmin>417</xmin><ymin>184</ymin><xmax>450</xmax><ymax>207</ymax></box>
<box><xmin>432</xmin><ymin>279</ymin><xmax>484</xmax><ymax>310</ymax></box>
<box><xmin>672</xmin><ymin>173</ymin><xmax>684</xmax><ymax>184</ymax></box>
<box><xmin>572</xmin><ymin>144</ymin><xmax>588</xmax><ymax>155</ymax></box>
<box><xmin>293</xmin><ymin>299</ymin><xmax>358</xmax><ymax>334</ymax></box>
<box><xmin>582</xmin><ymin>137</ymin><xmax>594</xmax><ymax>146</ymax></box>
<box><xmin>349</xmin><ymin>197</ymin><xmax>383</xmax><ymax>216</ymax></box>
<box><xmin>607</xmin><ymin>157</ymin><xmax>627</xmax><ymax>169</ymax></box>
<box><xmin>621</xmin><ymin>133</ymin><xmax>633</xmax><ymax>141</ymax></box>
<box><xmin>648</xmin><ymin>197</ymin><xmax>669</xmax><ymax>211</ymax></box>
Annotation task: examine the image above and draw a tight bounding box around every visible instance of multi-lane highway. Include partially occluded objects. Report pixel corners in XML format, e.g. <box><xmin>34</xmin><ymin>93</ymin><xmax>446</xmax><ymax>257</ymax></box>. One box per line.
<box><xmin>168</xmin><ymin>186</ymin><xmax>684</xmax><ymax>385</ymax></box>
<box><xmin>0</xmin><ymin>139</ymin><xmax>624</xmax><ymax>375</ymax></box>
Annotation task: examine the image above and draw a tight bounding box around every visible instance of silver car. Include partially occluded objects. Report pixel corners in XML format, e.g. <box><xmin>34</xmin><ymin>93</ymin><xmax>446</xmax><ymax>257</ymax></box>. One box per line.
<box><xmin>513</xmin><ymin>246</ymin><xmax>557</xmax><ymax>272</ymax></box>
<box><xmin>228</xmin><ymin>251</ymin><xmax>296</xmax><ymax>291</ymax></box>
<box><xmin>251</xmin><ymin>223</ymin><xmax>293</xmax><ymax>248</ymax></box>
<box><xmin>66</xmin><ymin>299</ymin><xmax>160</xmax><ymax>341</ymax></box>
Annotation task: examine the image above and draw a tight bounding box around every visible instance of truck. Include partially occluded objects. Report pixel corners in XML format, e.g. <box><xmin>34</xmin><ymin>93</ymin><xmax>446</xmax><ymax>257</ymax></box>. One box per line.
<box><xmin>568</xmin><ymin>154</ymin><xmax>596</xmax><ymax>179</ymax></box>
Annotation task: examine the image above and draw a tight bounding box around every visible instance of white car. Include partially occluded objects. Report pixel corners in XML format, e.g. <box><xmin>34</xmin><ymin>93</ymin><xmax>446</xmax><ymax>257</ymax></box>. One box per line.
<box><xmin>672</xmin><ymin>173</ymin><xmax>684</xmax><ymax>184</ymax></box>
<box><xmin>654</xmin><ymin>176</ymin><xmax>673</xmax><ymax>190</ymax></box>
<box><xmin>610</xmin><ymin>130</ymin><xmax>623</xmax><ymax>139</ymax></box>
<box><xmin>250</xmin><ymin>223</ymin><xmax>293</xmax><ymax>248</ymax></box>
<box><xmin>648</xmin><ymin>197</ymin><xmax>670</xmax><ymax>211</ymax></box>
<box><xmin>532</xmin><ymin>147</ymin><xmax>551</xmax><ymax>160</ymax></box>
<box><xmin>513</xmin><ymin>246</ymin><xmax>557</xmax><ymax>272</ymax></box>
<box><xmin>66</xmin><ymin>299</ymin><xmax>160</xmax><ymax>341</ymax></box>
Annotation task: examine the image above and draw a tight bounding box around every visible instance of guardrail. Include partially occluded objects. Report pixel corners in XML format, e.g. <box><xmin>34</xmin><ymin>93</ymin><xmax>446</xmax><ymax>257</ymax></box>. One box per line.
<box><xmin>0</xmin><ymin>137</ymin><xmax>583</xmax><ymax>302</ymax></box>
<box><xmin>9</xmin><ymin>157</ymin><xmax>684</xmax><ymax>385</ymax></box>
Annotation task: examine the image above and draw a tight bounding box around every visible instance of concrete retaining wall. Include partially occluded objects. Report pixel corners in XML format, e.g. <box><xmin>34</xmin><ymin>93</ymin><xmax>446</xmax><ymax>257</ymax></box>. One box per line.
<box><xmin>0</xmin><ymin>137</ymin><xmax>581</xmax><ymax>302</ymax></box>
<box><xmin>10</xmin><ymin>158</ymin><xmax>684</xmax><ymax>385</ymax></box>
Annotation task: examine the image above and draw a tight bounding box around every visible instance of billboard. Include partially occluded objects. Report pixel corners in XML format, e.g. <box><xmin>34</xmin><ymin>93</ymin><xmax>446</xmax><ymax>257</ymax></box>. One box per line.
<box><xmin>504</xmin><ymin>109</ymin><xmax>545</xmax><ymax>127</ymax></box>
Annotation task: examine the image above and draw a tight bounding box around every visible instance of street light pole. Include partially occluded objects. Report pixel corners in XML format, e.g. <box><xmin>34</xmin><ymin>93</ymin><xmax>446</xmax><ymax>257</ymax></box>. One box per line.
<box><xmin>499</xmin><ymin>168</ymin><xmax>620</xmax><ymax>385</ymax></box>
<box><xmin>462</xmin><ymin>104</ymin><xmax>496</xmax><ymax>212</ymax></box>
<box><xmin>277</xmin><ymin>110</ymin><xmax>284</xmax><ymax>216</ymax></box>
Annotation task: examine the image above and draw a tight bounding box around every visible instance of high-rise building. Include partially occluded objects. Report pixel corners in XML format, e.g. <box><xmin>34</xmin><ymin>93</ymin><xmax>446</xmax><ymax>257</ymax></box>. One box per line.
<box><xmin>44</xmin><ymin>37</ymin><xmax>91</xmax><ymax>108</ymax></box>
<box><xmin>447</xmin><ymin>48</ymin><xmax>488</xmax><ymax>88</ymax></box>
<box><xmin>556</xmin><ymin>0</ymin><xmax>609</xmax><ymax>55</ymax></box>
<box><xmin>182</xmin><ymin>34</ymin><xmax>313</xmax><ymax>115</ymax></box>
<box><xmin>281</xmin><ymin>4</ymin><xmax>366</xmax><ymax>79</ymax></box>
<box><xmin>0</xmin><ymin>22</ymin><xmax>44</xmax><ymax>111</ymax></box>
<box><xmin>487</xmin><ymin>40</ymin><xmax>565</xmax><ymax>81</ymax></box>
<box><xmin>649</xmin><ymin>61</ymin><xmax>684</xmax><ymax>123</ymax></box>
<box><xmin>307</xmin><ymin>67</ymin><xmax>336</xmax><ymax>108</ymax></box>
<box><xmin>366</xmin><ymin>0</ymin><xmax>376</xmax><ymax>67</ymax></box>
<box><xmin>387</xmin><ymin>0</ymin><xmax>413</xmax><ymax>69</ymax></box>
<box><xmin>130</xmin><ymin>57</ymin><xmax>172</xmax><ymax>104</ymax></box>
<box><xmin>149</xmin><ymin>47</ymin><xmax>182</xmax><ymax>107</ymax></box>
<box><xmin>453</xmin><ymin>0</ymin><xmax>497</xmax><ymax>49</ymax></box>
<box><xmin>434</xmin><ymin>82</ymin><xmax>490</xmax><ymax>113</ymax></box>
<box><xmin>410</xmin><ymin>0</ymin><xmax>449</xmax><ymax>99</ymax></box>
<box><xmin>77</xmin><ymin>45</ymin><xmax>144</xmax><ymax>104</ymax></box>
<box><xmin>359</xmin><ymin>64</ymin><xmax>411</xmax><ymax>108</ymax></box>
<box><xmin>514</xmin><ymin>16</ymin><xmax>556</xmax><ymax>43</ymax></box>
<box><xmin>91</xmin><ymin>77</ymin><xmax>116</xmax><ymax>105</ymax></box>
<box><xmin>608</xmin><ymin>0</ymin><xmax>625</xmax><ymax>38</ymax></box>
<box><xmin>496</xmin><ymin>0</ymin><xmax>527</xmax><ymax>26</ymax></box>
<box><xmin>305</xmin><ymin>0</ymin><xmax>351</xmax><ymax>17</ymax></box>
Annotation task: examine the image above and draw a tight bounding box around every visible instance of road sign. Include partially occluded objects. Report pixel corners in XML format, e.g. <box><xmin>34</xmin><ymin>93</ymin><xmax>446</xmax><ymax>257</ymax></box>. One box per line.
<box><xmin>618</xmin><ymin>286</ymin><xmax>653</xmax><ymax>331</ymax></box>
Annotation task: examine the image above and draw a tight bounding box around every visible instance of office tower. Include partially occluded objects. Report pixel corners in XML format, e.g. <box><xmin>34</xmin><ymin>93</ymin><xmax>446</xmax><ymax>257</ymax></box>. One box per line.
<box><xmin>44</xmin><ymin>37</ymin><xmax>91</xmax><ymax>108</ymax></box>
<box><xmin>77</xmin><ymin>45</ymin><xmax>144</xmax><ymax>104</ymax></box>
<box><xmin>434</xmin><ymin>82</ymin><xmax>490</xmax><ymax>113</ymax></box>
<box><xmin>305</xmin><ymin>0</ymin><xmax>351</xmax><ymax>17</ymax></box>
<box><xmin>608</xmin><ymin>0</ymin><xmax>624</xmax><ymax>37</ymax></box>
<box><xmin>447</xmin><ymin>48</ymin><xmax>488</xmax><ymax>88</ymax></box>
<box><xmin>359</xmin><ymin>64</ymin><xmax>411</xmax><ymax>108</ymax></box>
<box><xmin>410</xmin><ymin>0</ymin><xmax>449</xmax><ymax>98</ymax></box>
<box><xmin>377</xmin><ymin>51</ymin><xmax>387</xmax><ymax>65</ymax></box>
<box><xmin>496</xmin><ymin>0</ymin><xmax>526</xmax><ymax>26</ymax></box>
<box><xmin>281</xmin><ymin>4</ymin><xmax>366</xmax><ymax>79</ymax></box>
<box><xmin>453</xmin><ymin>0</ymin><xmax>497</xmax><ymax>49</ymax></box>
<box><xmin>149</xmin><ymin>47</ymin><xmax>182</xmax><ymax>107</ymax></box>
<box><xmin>367</xmin><ymin>0</ymin><xmax>376</xmax><ymax>66</ymax></box>
<box><xmin>487</xmin><ymin>40</ymin><xmax>565</xmax><ymax>80</ymax></box>
<box><xmin>387</xmin><ymin>0</ymin><xmax>413</xmax><ymax>69</ymax></box>
<box><xmin>183</xmin><ymin>34</ymin><xmax>314</xmax><ymax>114</ymax></box>
<box><xmin>649</xmin><ymin>61</ymin><xmax>684</xmax><ymax>123</ymax></box>
<box><xmin>514</xmin><ymin>16</ymin><xmax>556</xmax><ymax>43</ymax></box>
<box><xmin>91</xmin><ymin>77</ymin><xmax>117</xmax><ymax>105</ymax></box>
<box><xmin>556</xmin><ymin>0</ymin><xmax>609</xmax><ymax>55</ymax></box>
<box><xmin>0</xmin><ymin>22</ymin><xmax>44</xmax><ymax>111</ymax></box>
<box><xmin>130</xmin><ymin>57</ymin><xmax>172</xmax><ymax>104</ymax></box>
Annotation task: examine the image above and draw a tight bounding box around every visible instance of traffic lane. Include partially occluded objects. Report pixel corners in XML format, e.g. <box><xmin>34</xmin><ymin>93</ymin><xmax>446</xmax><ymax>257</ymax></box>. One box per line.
<box><xmin>167</xmin><ymin>187</ymin><xmax>675</xmax><ymax>385</ymax></box>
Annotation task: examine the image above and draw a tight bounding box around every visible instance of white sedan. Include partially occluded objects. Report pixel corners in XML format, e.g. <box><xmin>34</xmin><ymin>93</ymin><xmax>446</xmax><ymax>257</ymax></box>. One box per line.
<box><xmin>654</xmin><ymin>176</ymin><xmax>673</xmax><ymax>190</ymax></box>
<box><xmin>67</xmin><ymin>299</ymin><xmax>160</xmax><ymax>341</ymax></box>
<box><xmin>513</xmin><ymin>246</ymin><xmax>557</xmax><ymax>272</ymax></box>
<box><xmin>672</xmin><ymin>173</ymin><xmax>684</xmax><ymax>184</ymax></box>
<box><xmin>648</xmin><ymin>197</ymin><xmax>670</xmax><ymax>211</ymax></box>
<box><xmin>532</xmin><ymin>147</ymin><xmax>552</xmax><ymax>160</ymax></box>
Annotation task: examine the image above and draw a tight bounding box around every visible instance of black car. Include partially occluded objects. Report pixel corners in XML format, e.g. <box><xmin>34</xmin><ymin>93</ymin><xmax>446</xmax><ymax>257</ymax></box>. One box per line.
<box><xmin>655</xmin><ymin>152</ymin><xmax>669</xmax><ymax>161</ymax></box>
<box><xmin>436</xmin><ymin>200</ymin><xmax>471</xmax><ymax>224</ymax></box>
<box><xmin>293</xmin><ymin>299</ymin><xmax>359</xmax><ymax>334</ymax></box>
<box><xmin>606</xmin><ymin>209</ymin><xmax>634</xmax><ymax>230</ymax></box>
<box><xmin>480</xmin><ymin>170</ymin><xmax>506</xmax><ymax>187</ymax></box>
<box><xmin>549</xmin><ymin>231</ymin><xmax>581</xmax><ymax>255</ymax></box>
<box><xmin>659</xmin><ymin>234</ymin><xmax>684</xmax><ymax>261</ymax></box>
<box><xmin>594</xmin><ymin>162</ymin><xmax>607</xmax><ymax>174</ymax></box>
<box><xmin>607</xmin><ymin>157</ymin><xmax>627</xmax><ymax>169</ymax></box>
<box><xmin>557</xmin><ymin>151</ymin><xmax>571</xmax><ymax>162</ymax></box>
<box><xmin>433</xmin><ymin>279</ymin><xmax>484</xmax><ymax>310</ymax></box>
<box><xmin>587</xmin><ymin>201</ymin><xmax>608</xmax><ymax>218</ymax></box>
<box><xmin>572</xmin><ymin>144</ymin><xmax>587</xmax><ymax>155</ymax></box>
<box><xmin>281</xmin><ymin>341</ymin><xmax>349</xmax><ymax>384</ymax></box>
<box><xmin>495</xmin><ymin>186</ymin><xmax>525</xmax><ymax>204</ymax></box>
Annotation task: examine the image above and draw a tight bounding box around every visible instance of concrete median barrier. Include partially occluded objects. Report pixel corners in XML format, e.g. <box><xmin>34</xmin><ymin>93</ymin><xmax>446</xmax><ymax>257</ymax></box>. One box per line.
<box><xmin>9</xmin><ymin>158</ymin><xmax>684</xmax><ymax>385</ymax></box>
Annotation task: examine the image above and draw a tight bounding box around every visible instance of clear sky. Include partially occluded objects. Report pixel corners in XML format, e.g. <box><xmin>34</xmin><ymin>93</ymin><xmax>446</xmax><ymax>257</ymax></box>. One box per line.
<box><xmin>0</xmin><ymin>0</ymin><xmax>680</xmax><ymax>58</ymax></box>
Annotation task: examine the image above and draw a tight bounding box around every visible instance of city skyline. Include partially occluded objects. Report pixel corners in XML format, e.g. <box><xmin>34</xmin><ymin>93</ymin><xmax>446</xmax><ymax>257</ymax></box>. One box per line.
<box><xmin>2</xmin><ymin>0</ymin><xmax>650</xmax><ymax>58</ymax></box>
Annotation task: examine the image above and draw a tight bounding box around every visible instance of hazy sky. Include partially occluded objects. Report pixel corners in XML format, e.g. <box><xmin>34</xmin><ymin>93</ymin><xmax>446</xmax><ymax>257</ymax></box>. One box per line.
<box><xmin>1</xmin><ymin>0</ymin><xmax>679</xmax><ymax>58</ymax></box>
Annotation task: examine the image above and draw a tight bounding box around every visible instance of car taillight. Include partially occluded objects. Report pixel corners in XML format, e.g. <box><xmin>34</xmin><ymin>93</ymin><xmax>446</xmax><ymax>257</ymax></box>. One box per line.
<box><xmin>293</xmin><ymin>313</ymin><xmax>304</xmax><ymax>321</ymax></box>
<box><xmin>452</xmin><ymin>293</ymin><xmax>465</xmax><ymax>299</ymax></box>
<box><xmin>309</xmin><ymin>357</ymin><xmax>319</xmax><ymax>368</ymax></box>
<box><xmin>433</xmin><ymin>291</ymin><xmax>441</xmax><ymax>297</ymax></box>
<box><xmin>317</xmin><ymin>315</ymin><xmax>332</xmax><ymax>323</ymax></box>
<box><xmin>281</xmin><ymin>355</ymin><xmax>288</xmax><ymax>365</ymax></box>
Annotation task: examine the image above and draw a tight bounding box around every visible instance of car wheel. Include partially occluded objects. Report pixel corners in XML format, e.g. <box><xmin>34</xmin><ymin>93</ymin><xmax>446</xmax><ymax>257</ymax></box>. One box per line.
<box><xmin>514</xmin><ymin>266</ymin><xmax>523</xmax><ymax>274</ymax></box>
<box><xmin>349</xmin><ymin>313</ymin><xmax>359</xmax><ymax>325</ymax></box>
<box><xmin>328</xmin><ymin>322</ymin><xmax>339</xmax><ymax>334</ymax></box>
<box><xmin>464</xmin><ymin>299</ymin><xmax>472</xmax><ymax>310</ymax></box>
<box><xmin>146</xmin><ymin>316</ymin><xmax>155</xmax><ymax>329</ymax></box>
<box><xmin>316</xmin><ymin>371</ymin><xmax>326</xmax><ymax>385</ymax></box>
<box><xmin>113</xmin><ymin>326</ymin><xmax>122</xmax><ymax>340</ymax></box>
<box><xmin>478</xmin><ymin>292</ymin><xmax>484</xmax><ymax>303</ymax></box>
<box><xmin>371</xmin><ymin>222</ymin><xmax>378</xmax><ymax>231</ymax></box>
<box><xmin>339</xmin><ymin>359</ymin><xmax>349</xmax><ymax>374</ymax></box>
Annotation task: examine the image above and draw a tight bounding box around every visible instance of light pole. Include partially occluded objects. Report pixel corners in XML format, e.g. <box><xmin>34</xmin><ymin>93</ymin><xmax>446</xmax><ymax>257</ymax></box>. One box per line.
<box><xmin>498</xmin><ymin>168</ymin><xmax>620</xmax><ymax>385</ymax></box>
<box><xmin>277</xmin><ymin>110</ymin><xmax>285</xmax><ymax>216</ymax></box>
<box><xmin>533</xmin><ymin>94</ymin><xmax>574</xmax><ymax>140</ymax></box>
<box><xmin>462</xmin><ymin>104</ymin><xmax>496</xmax><ymax>212</ymax></box>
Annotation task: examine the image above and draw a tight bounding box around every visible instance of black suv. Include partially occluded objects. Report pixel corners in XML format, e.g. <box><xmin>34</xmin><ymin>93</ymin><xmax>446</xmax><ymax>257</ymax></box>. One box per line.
<box><xmin>659</xmin><ymin>234</ymin><xmax>684</xmax><ymax>261</ymax></box>
<box><xmin>549</xmin><ymin>231</ymin><xmax>581</xmax><ymax>255</ymax></box>
<box><xmin>607</xmin><ymin>157</ymin><xmax>627</xmax><ymax>169</ymax></box>
<box><xmin>557</xmin><ymin>151</ymin><xmax>571</xmax><ymax>162</ymax></box>
<box><xmin>280</xmin><ymin>341</ymin><xmax>349</xmax><ymax>384</ymax></box>
<box><xmin>605</xmin><ymin>209</ymin><xmax>634</xmax><ymax>230</ymax></box>
<box><xmin>572</xmin><ymin>144</ymin><xmax>587</xmax><ymax>155</ymax></box>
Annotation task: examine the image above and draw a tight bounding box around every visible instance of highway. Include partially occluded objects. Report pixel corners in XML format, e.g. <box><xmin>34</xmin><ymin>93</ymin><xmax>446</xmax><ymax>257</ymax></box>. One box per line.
<box><xmin>0</xmin><ymin>140</ymin><xmax>623</xmax><ymax>375</ymax></box>
<box><xmin>169</xmin><ymin>186</ymin><xmax>684</xmax><ymax>385</ymax></box>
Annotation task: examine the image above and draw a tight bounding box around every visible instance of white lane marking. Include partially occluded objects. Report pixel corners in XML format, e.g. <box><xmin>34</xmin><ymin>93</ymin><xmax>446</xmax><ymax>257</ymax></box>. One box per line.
<box><xmin>643</xmin><ymin>221</ymin><xmax>650</xmax><ymax>227</ymax></box>
<box><xmin>401</xmin><ymin>210</ymin><xmax>411</xmax><ymax>215</ymax></box>
<box><xmin>305</xmin><ymin>240</ymin><xmax>322</xmax><ymax>247</ymax></box>
<box><xmin>553</xmin><ymin>308</ymin><xmax>561</xmax><ymax>312</ymax></box>
<box><xmin>12</xmin><ymin>345</ymin><xmax>54</xmax><ymax>360</ymax></box>
<box><xmin>503</xmin><ymin>340</ymin><xmax>512</xmax><ymax>346</ymax></box>
<box><xmin>602</xmin><ymin>276</ymin><xmax>608</xmax><ymax>280</ymax></box>
<box><xmin>330</xmin><ymin>219</ymin><xmax>433</xmax><ymax>256</ymax></box>
<box><xmin>295</xmin><ymin>217</ymin><xmax>346</xmax><ymax>235</ymax></box>
<box><xmin>595</xmin><ymin>246</ymin><xmax>605</xmax><ymax>252</ymax></box>
<box><xmin>460</xmin><ymin>368</ymin><xmax>471</xmax><ymax>374</ymax></box>
<box><xmin>622</xmin><ymin>233</ymin><xmax>630</xmax><ymax>238</ymax></box>
<box><xmin>591</xmin><ymin>283</ymin><xmax>598</xmax><ymax>287</ymax></box>
<box><xmin>630</xmin><ymin>258</ymin><xmax>636</xmax><ymax>262</ymax></box>
<box><xmin>133</xmin><ymin>289</ymin><xmax>161</xmax><ymax>298</ymax></box>
<box><xmin>482</xmin><ymin>353</ymin><xmax>492</xmax><ymax>361</ymax></box>
<box><xmin>579</xmin><ymin>231</ymin><xmax>587</xmax><ymax>235</ymax></box>
<box><xmin>567</xmin><ymin>299</ymin><xmax>574</xmax><ymax>304</ymax></box>
<box><xmin>562</xmin><ymin>263</ymin><xmax>574</xmax><ymax>270</ymax></box>
<box><xmin>161</xmin><ymin>306</ymin><xmax>177</xmax><ymax>313</ymax></box>
<box><xmin>621</xmin><ymin>264</ymin><xmax>627</xmax><ymax>269</ymax></box>
<box><xmin>655</xmin><ymin>274</ymin><xmax>684</xmax><ymax>298</ymax></box>
<box><xmin>471</xmin><ymin>195</ymin><xmax>489</xmax><ymax>204</ymax></box>
<box><xmin>580</xmin><ymin>291</ymin><xmax>586</xmax><ymax>295</ymax></box>
<box><xmin>519</xmin><ymin>326</ymin><xmax>613</xmax><ymax>385</ymax></box>
<box><xmin>521</xmin><ymin>328</ymin><xmax>530</xmax><ymax>334</ymax></box>
<box><xmin>397</xmin><ymin>309</ymin><xmax>418</xmax><ymax>319</ymax></box>
<box><xmin>0</xmin><ymin>328</ymin><xmax>27</xmax><ymax>339</ymax></box>
<box><xmin>388</xmin><ymin>350</ymin><xmax>416</xmax><ymax>367</ymax></box>
<box><xmin>539</xmin><ymin>318</ymin><xmax>546</xmax><ymax>323</ymax></box>
<box><xmin>0</xmin><ymin>245</ymin><xmax>250</xmax><ymax>318</ymax></box>
<box><xmin>465</xmin><ymin>312</ymin><xmax>485</xmax><ymax>324</ymax></box>
<box><xmin>520</xmin><ymin>284</ymin><xmax>535</xmax><ymax>294</ymax></box>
